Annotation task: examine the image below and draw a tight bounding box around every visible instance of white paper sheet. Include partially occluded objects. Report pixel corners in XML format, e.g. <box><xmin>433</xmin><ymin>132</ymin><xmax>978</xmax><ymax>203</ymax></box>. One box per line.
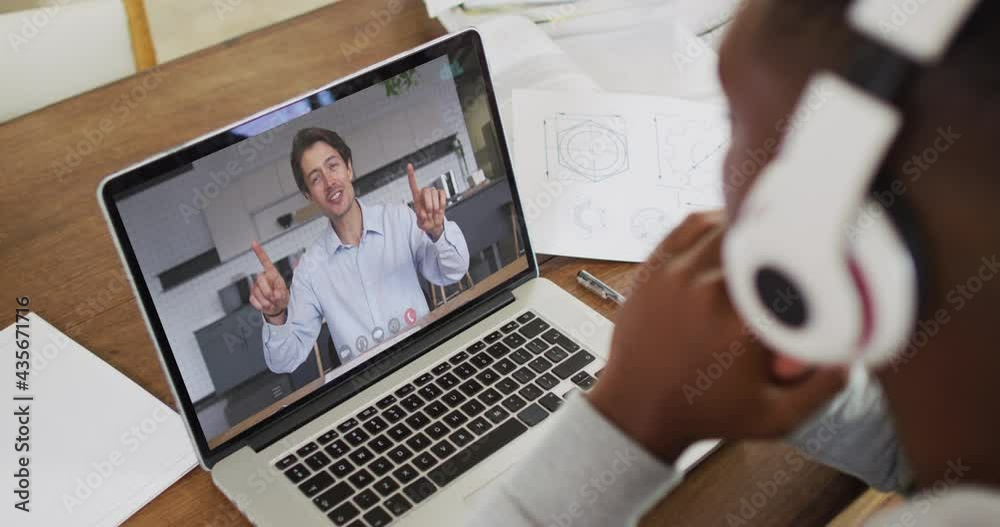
<box><xmin>1</xmin><ymin>314</ymin><xmax>197</xmax><ymax>527</ymax></box>
<box><xmin>513</xmin><ymin>89</ymin><xmax>730</xmax><ymax>262</ymax></box>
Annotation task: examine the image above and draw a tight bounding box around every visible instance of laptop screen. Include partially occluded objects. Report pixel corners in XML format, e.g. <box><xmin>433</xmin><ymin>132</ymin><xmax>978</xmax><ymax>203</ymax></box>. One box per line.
<box><xmin>102</xmin><ymin>31</ymin><xmax>532</xmax><ymax>459</ymax></box>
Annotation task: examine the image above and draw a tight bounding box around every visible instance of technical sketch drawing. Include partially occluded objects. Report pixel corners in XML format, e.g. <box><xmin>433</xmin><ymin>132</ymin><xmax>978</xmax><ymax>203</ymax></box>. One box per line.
<box><xmin>654</xmin><ymin>113</ymin><xmax>729</xmax><ymax>207</ymax></box>
<box><xmin>570</xmin><ymin>198</ymin><xmax>609</xmax><ymax>239</ymax></box>
<box><xmin>545</xmin><ymin>113</ymin><xmax>630</xmax><ymax>183</ymax></box>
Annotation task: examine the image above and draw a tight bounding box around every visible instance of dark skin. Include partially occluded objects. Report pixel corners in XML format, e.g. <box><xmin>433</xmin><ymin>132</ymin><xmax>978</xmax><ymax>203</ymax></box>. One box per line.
<box><xmin>590</xmin><ymin>0</ymin><xmax>1000</xmax><ymax>492</ymax></box>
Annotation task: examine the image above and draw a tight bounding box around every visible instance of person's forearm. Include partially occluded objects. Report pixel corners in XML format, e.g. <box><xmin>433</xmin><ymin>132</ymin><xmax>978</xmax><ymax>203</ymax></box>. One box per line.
<box><xmin>423</xmin><ymin>221</ymin><xmax>470</xmax><ymax>284</ymax></box>
<box><xmin>469</xmin><ymin>395</ymin><xmax>682</xmax><ymax>527</ymax></box>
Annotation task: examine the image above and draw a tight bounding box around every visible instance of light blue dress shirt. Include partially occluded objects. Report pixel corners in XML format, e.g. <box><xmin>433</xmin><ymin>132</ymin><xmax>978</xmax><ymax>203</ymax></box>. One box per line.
<box><xmin>262</xmin><ymin>200</ymin><xmax>470</xmax><ymax>373</ymax></box>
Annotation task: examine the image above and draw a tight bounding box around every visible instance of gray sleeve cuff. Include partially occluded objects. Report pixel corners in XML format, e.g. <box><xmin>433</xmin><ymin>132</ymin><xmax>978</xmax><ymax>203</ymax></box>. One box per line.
<box><xmin>473</xmin><ymin>393</ymin><xmax>682</xmax><ymax>527</ymax></box>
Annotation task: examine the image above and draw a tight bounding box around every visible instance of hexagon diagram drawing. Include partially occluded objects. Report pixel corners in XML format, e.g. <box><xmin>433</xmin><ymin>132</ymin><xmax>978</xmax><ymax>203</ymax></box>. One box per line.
<box><xmin>545</xmin><ymin>113</ymin><xmax>630</xmax><ymax>182</ymax></box>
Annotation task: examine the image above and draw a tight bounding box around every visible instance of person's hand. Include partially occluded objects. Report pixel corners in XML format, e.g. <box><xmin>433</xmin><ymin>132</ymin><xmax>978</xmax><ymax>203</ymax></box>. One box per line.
<box><xmin>407</xmin><ymin>163</ymin><xmax>447</xmax><ymax>241</ymax></box>
<box><xmin>249</xmin><ymin>241</ymin><xmax>290</xmax><ymax>325</ymax></box>
<box><xmin>588</xmin><ymin>211</ymin><xmax>847</xmax><ymax>462</ymax></box>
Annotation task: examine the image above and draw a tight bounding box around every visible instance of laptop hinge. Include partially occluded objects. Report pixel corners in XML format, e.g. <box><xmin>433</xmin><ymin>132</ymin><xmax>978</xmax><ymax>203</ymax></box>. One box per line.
<box><xmin>248</xmin><ymin>288</ymin><xmax>517</xmax><ymax>452</ymax></box>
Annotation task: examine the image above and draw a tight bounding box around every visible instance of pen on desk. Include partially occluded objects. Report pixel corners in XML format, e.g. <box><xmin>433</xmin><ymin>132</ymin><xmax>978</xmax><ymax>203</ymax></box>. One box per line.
<box><xmin>576</xmin><ymin>270</ymin><xmax>627</xmax><ymax>305</ymax></box>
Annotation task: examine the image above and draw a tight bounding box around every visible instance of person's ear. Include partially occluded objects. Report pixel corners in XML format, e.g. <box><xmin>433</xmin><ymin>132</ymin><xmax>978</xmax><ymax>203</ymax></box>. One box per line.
<box><xmin>347</xmin><ymin>160</ymin><xmax>354</xmax><ymax>182</ymax></box>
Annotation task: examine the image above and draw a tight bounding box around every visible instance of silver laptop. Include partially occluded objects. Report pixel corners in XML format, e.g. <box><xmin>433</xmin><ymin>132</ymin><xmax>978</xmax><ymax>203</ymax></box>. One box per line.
<box><xmin>98</xmin><ymin>29</ymin><xmax>710</xmax><ymax>526</ymax></box>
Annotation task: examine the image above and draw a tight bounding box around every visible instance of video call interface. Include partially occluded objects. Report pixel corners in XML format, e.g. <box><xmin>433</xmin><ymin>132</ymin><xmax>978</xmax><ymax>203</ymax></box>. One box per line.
<box><xmin>114</xmin><ymin>51</ymin><xmax>525</xmax><ymax>446</ymax></box>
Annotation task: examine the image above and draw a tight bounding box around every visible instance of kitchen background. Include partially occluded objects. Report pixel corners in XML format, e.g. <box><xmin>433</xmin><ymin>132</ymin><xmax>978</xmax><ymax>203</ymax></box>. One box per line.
<box><xmin>117</xmin><ymin>55</ymin><xmax>521</xmax><ymax>440</ymax></box>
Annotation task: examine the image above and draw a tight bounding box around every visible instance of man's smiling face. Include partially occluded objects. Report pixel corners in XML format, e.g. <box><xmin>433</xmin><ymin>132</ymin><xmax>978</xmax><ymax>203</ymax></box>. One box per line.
<box><xmin>300</xmin><ymin>141</ymin><xmax>356</xmax><ymax>220</ymax></box>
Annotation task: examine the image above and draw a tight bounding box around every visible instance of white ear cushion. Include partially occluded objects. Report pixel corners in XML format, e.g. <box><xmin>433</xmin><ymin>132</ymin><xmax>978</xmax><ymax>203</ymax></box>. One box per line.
<box><xmin>849</xmin><ymin>201</ymin><xmax>920</xmax><ymax>366</ymax></box>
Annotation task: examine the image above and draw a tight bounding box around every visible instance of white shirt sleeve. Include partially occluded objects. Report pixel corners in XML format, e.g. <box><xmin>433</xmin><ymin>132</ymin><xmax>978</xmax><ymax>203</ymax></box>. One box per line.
<box><xmin>468</xmin><ymin>393</ymin><xmax>682</xmax><ymax>527</ymax></box>
<box><xmin>261</xmin><ymin>263</ymin><xmax>324</xmax><ymax>374</ymax></box>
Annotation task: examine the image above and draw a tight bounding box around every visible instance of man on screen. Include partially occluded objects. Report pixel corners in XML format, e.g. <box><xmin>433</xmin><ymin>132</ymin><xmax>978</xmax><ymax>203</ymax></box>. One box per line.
<box><xmin>249</xmin><ymin>127</ymin><xmax>470</xmax><ymax>374</ymax></box>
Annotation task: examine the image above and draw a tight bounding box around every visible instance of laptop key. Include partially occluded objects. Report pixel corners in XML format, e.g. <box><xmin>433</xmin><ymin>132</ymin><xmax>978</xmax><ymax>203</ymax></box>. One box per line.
<box><xmin>327</xmin><ymin>501</ymin><xmax>360</xmax><ymax>525</ymax></box>
<box><xmin>478</xmin><ymin>388</ymin><xmax>502</xmax><ymax>405</ymax></box>
<box><xmin>525</xmin><ymin>338</ymin><xmax>550</xmax><ymax>354</ymax></box>
<box><xmin>502</xmin><ymin>333</ymin><xmax>526</xmax><ymax>349</ymax></box>
<box><xmin>426</xmin><ymin>419</ymin><xmax>528</xmax><ymax>488</ymax></box>
<box><xmin>485</xmin><ymin>406</ymin><xmax>509</xmax><ymax>424</ymax></box>
<box><xmin>449</xmin><ymin>429</ymin><xmax>474</xmax><ymax>447</ymax></box>
<box><xmin>403</xmin><ymin>477</ymin><xmax>437</xmax><ymax>504</ymax></box>
<box><xmin>518</xmin><ymin>384</ymin><xmax>543</xmax><ymax>401</ymax></box>
<box><xmin>460</xmin><ymin>398</ymin><xmax>486</xmax><ymax>417</ymax></box>
<box><xmin>484</xmin><ymin>330</ymin><xmax>503</xmax><ymax>343</ymax></box>
<box><xmin>299</xmin><ymin>471</ymin><xmax>334</xmax><ymax>497</ymax></box>
<box><xmin>444</xmin><ymin>410</ymin><xmax>468</xmax><ymax>427</ymax></box>
<box><xmin>500</xmin><ymin>320</ymin><xmax>520</xmax><ymax>333</ymax></box>
<box><xmin>305</xmin><ymin>451</ymin><xmax>331</xmax><ymax>471</ymax></box>
<box><xmin>388</xmin><ymin>445</ymin><xmax>413</xmax><ymax>463</ymax></box>
<box><xmin>442</xmin><ymin>390</ymin><xmax>466</xmax><ymax>408</ymax></box>
<box><xmin>467</xmin><ymin>416</ymin><xmax>493</xmax><ymax>436</ymax></box>
<box><xmin>369</xmin><ymin>456</ymin><xmax>393</xmax><ymax>476</ymax></box>
<box><xmin>512</xmin><ymin>367</ymin><xmax>536</xmax><ymax>384</ymax></box>
<box><xmin>496</xmin><ymin>378</ymin><xmax>519</xmax><ymax>395</ymax></box>
<box><xmin>375</xmin><ymin>394</ymin><xmax>396</xmax><ymax>409</ymax></box>
<box><xmin>317</xmin><ymin>430</ymin><xmax>339</xmax><ymax>445</ymax></box>
<box><xmin>543</xmin><ymin>346</ymin><xmax>569</xmax><ymax>363</ymax></box>
<box><xmin>518</xmin><ymin>318</ymin><xmax>550</xmax><ymax>339</ymax></box>
<box><xmin>393</xmin><ymin>463</ymin><xmax>418</xmax><ymax>484</ymax></box>
<box><xmin>363</xmin><ymin>506</ymin><xmax>393</xmax><ymax>527</ymax></box>
<box><xmin>572</xmin><ymin>371</ymin><xmax>596</xmax><ymax>390</ymax></box>
<box><xmin>348</xmin><ymin>468</ymin><xmax>374</xmax><ymax>488</ymax></box>
<box><xmin>384</xmin><ymin>493</ymin><xmax>413</xmax><ymax>516</ymax></box>
<box><xmin>539</xmin><ymin>393</ymin><xmax>563</xmax><ymax>412</ymax></box>
<box><xmin>414</xmin><ymin>372</ymin><xmax>434</xmax><ymax>386</ymax></box>
<box><xmin>474</xmin><ymin>367</ymin><xmax>499</xmax><ymax>385</ymax></box>
<box><xmin>337</xmin><ymin>418</ymin><xmax>359</xmax><ymax>433</ymax></box>
<box><xmin>426</xmin><ymin>422</ymin><xmax>449</xmax><ymax>441</ymax></box>
<box><xmin>405</xmin><ymin>432</ymin><xmax>431</xmax><ymax>452</ymax></box>
<box><xmin>430</xmin><ymin>440</ymin><xmax>456</xmax><ymax>459</ymax></box>
<box><xmin>359</xmin><ymin>406</ymin><xmax>378</xmax><ymax>420</ymax></box>
<box><xmin>394</xmin><ymin>383</ymin><xmax>415</xmax><ymax>398</ymax></box>
<box><xmin>492</xmin><ymin>358</ymin><xmax>516</xmax><ymax>375</ymax></box>
<box><xmin>502</xmin><ymin>394</ymin><xmax>527</xmax><ymax>413</ymax></box>
<box><xmin>528</xmin><ymin>356</ymin><xmax>554</xmax><ymax>374</ymax></box>
<box><xmin>400</xmin><ymin>394</ymin><xmax>424</xmax><ymax>412</ymax></box>
<box><xmin>470</xmin><ymin>352</ymin><xmax>494</xmax><ymax>368</ymax></box>
<box><xmin>348</xmin><ymin>446</ymin><xmax>374</xmax><ymax>466</ymax></box>
<box><xmin>275</xmin><ymin>454</ymin><xmax>297</xmax><ymax>470</ymax></box>
<box><xmin>542</xmin><ymin>328</ymin><xmax>581</xmax><ymax>352</ymax></box>
<box><xmin>373</xmin><ymin>476</ymin><xmax>400</xmax><ymax>497</ymax></box>
<box><xmin>517</xmin><ymin>403</ymin><xmax>550</xmax><ymax>427</ymax></box>
<box><xmin>449</xmin><ymin>351</ymin><xmax>469</xmax><ymax>365</ymax></box>
<box><xmin>369</xmin><ymin>435</ymin><xmax>393</xmax><ymax>454</ymax></box>
<box><xmin>353</xmin><ymin>489</ymin><xmax>379</xmax><ymax>510</ymax></box>
<box><xmin>363</xmin><ymin>416</ymin><xmax>388</xmax><ymax>435</ymax></box>
<box><xmin>325</xmin><ymin>439</ymin><xmax>349</xmax><ymax>459</ymax></box>
<box><xmin>388</xmin><ymin>423</ymin><xmax>412</xmax><ymax>442</ymax></box>
<box><xmin>331</xmin><ymin>459</ymin><xmax>355</xmax><ymax>478</ymax></box>
<box><xmin>418</xmin><ymin>384</ymin><xmax>443</xmax><ymax>401</ymax></box>
<box><xmin>413</xmin><ymin>451</ymin><xmax>437</xmax><ymax>471</ymax></box>
<box><xmin>296</xmin><ymin>442</ymin><xmax>319</xmax><ymax>457</ymax></box>
<box><xmin>383</xmin><ymin>405</ymin><xmax>407</xmax><ymax>423</ymax></box>
<box><xmin>516</xmin><ymin>311</ymin><xmax>536</xmax><ymax>323</ymax></box>
<box><xmin>284</xmin><ymin>464</ymin><xmax>310</xmax><ymax>484</ymax></box>
<box><xmin>486</xmin><ymin>342</ymin><xmax>510</xmax><ymax>359</ymax></box>
<box><xmin>404</xmin><ymin>410</ymin><xmax>431</xmax><ymax>430</ymax></box>
<box><xmin>345</xmin><ymin>429</ymin><xmax>369</xmax><ymax>446</ymax></box>
<box><xmin>424</xmin><ymin>401</ymin><xmax>448</xmax><ymax>419</ymax></box>
<box><xmin>431</xmin><ymin>362</ymin><xmax>451</xmax><ymax>375</ymax></box>
<box><xmin>454</xmin><ymin>362</ymin><xmax>477</xmax><ymax>379</ymax></box>
<box><xmin>313</xmin><ymin>481</ymin><xmax>354</xmax><ymax>512</ymax></box>
<box><xmin>436</xmin><ymin>372</ymin><xmax>459</xmax><ymax>390</ymax></box>
<box><xmin>458</xmin><ymin>379</ymin><xmax>484</xmax><ymax>397</ymax></box>
<box><xmin>552</xmin><ymin>351</ymin><xmax>595</xmax><ymax>379</ymax></box>
<box><xmin>535</xmin><ymin>373</ymin><xmax>559</xmax><ymax>390</ymax></box>
<box><xmin>467</xmin><ymin>340</ymin><xmax>487</xmax><ymax>353</ymax></box>
<box><xmin>509</xmin><ymin>348</ymin><xmax>532</xmax><ymax>365</ymax></box>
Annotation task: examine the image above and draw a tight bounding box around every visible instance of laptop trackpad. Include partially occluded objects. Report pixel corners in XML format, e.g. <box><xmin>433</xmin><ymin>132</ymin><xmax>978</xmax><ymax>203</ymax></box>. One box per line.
<box><xmin>462</xmin><ymin>465</ymin><xmax>513</xmax><ymax>503</ymax></box>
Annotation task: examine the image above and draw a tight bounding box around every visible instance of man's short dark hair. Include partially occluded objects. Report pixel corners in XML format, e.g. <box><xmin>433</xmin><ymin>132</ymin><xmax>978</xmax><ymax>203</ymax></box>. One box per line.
<box><xmin>290</xmin><ymin>127</ymin><xmax>353</xmax><ymax>195</ymax></box>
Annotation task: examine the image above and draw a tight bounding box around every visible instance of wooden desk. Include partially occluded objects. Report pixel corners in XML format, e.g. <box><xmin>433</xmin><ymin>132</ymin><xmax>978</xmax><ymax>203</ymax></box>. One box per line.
<box><xmin>0</xmin><ymin>0</ymin><xmax>866</xmax><ymax>524</ymax></box>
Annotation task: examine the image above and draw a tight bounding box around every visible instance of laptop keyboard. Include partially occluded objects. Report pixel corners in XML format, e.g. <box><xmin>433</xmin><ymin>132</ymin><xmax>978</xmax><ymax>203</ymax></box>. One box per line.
<box><xmin>272</xmin><ymin>311</ymin><xmax>603</xmax><ymax>526</ymax></box>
